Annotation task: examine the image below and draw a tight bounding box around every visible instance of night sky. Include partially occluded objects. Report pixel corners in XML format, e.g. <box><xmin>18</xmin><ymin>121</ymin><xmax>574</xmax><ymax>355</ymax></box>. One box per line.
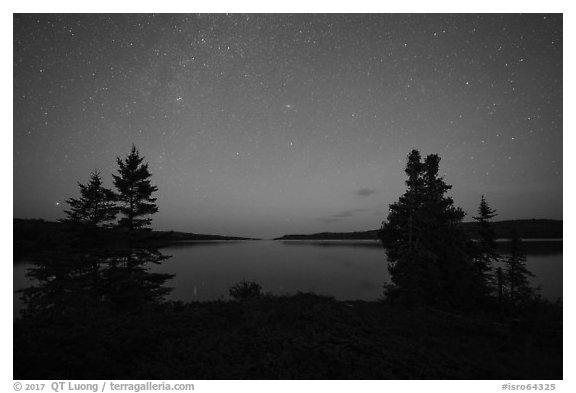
<box><xmin>13</xmin><ymin>14</ymin><xmax>563</xmax><ymax>239</ymax></box>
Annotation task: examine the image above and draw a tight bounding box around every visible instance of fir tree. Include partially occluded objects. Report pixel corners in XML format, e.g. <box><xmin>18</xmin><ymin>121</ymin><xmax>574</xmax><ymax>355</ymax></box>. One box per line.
<box><xmin>504</xmin><ymin>231</ymin><xmax>534</xmax><ymax>304</ymax></box>
<box><xmin>63</xmin><ymin>171</ymin><xmax>117</xmax><ymax>226</ymax></box>
<box><xmin>380</xmin><ymin>150</ymin><xmax>483</xmax><ymax>308</ymax></box>
<box><xmin>380</xmin><ymin>150</ymin><xmax>425</xmax><ymax>260</ymax></box>
<box><xmin>422</xmin><ymin>154</ymin><xmax>466</xmax><ymax>229</ymax></box>
<box><xmin>472</xmin><ymin>195</ymin><xmax>500</xmax><ymax>292</ymax></box>
<box><xmin>421</xmin><ymin>153</ymin><xmax>480</xmax><ymax>307</ymax></box>
<box><xmin>113</xmin><ymin>145</ymin><xmax>159</xmax><ymax>231</ymax></box>
<box><xmin>380</xmin><ymin>150</ymin><xmax>434</xmax><ymax>304</ymax></box>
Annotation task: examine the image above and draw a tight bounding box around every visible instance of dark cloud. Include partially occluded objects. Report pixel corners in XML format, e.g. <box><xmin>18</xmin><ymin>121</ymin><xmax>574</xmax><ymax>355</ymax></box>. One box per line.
<box><xmin>318</xmin><ymin>208</ymin><xmax>370</xmax><ymax>223</ymax></box>
<box><xmin>356</xmin><ymin>188</ymin><xmax>379</xmax><ymax>197</ymax></box>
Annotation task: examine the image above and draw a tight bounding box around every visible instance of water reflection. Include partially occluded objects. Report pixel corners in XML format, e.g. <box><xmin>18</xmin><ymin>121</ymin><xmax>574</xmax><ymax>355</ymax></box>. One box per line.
<box><xmin>495</xmin><ymin>240</ymin><xmax>562</xmax><ymax>256</ymax></box>
<box><xmin>15</xmin><ymin>240</ymin><xmax>562</xmax><ymax>318</ymax></box>
<box><xmin>150</xmin><ymin>240</ymin><xmax>562</xmax><ymax>303</ymax></box>
<box><xmin>279</xmin><ymin>240</ymin><xmax>383</xmax><ymax>249</ymax></box>
<box><xmin>162</xmin><ymin>240</ymin><xmax>247</xmax><ymax>249</ymax></box>
<box><xmin>16</xmin><ymin>247</ymin><xmax>173</xmax><ymax>319</ymax></box>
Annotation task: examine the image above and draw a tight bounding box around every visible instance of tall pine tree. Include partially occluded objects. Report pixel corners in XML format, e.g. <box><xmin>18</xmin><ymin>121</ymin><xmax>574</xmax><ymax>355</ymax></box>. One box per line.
<box><xmin>380</xmin><ymin>150</ymin><xmax>484</xmax><ymax>309</ymax></box>
<box><xmin>380</xmin><ymin>150</ymin><xmax>425</xmax><ymax>258</ymax></box>
<box><xmin>379</xmin><ymin>150</ymin><xmax>429</xmax><ymax>304</ymax></box>
<box><xmin>113</xmin><ymin>145</ymin><xmax>158</xmax><ymax>231</ymax></box>
<box><xmin>472</xmin><ymin>195</ymin><xmax>499</xmax><ymax>292</ymax></box>
<box><xmin>63</xmin><ymin>171</ymin><xmax>117</xmax><ymax>226</ymax></box>
<box><xmin>504</xmin><ymin>231</ymin><xmax>534</xmax><ymax>304</ymax></box>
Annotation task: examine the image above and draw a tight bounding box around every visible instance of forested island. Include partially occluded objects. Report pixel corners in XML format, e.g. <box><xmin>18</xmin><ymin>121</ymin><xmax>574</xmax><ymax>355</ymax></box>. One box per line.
<box><xmin>275</xmin><ymin>219</ymin><xmax>562</xmax><ymax>240</ymax></box>
<box><xmin>14</xmin><ymin>218</ymin><xmax>257</xmax><ymax>259</ymax></box>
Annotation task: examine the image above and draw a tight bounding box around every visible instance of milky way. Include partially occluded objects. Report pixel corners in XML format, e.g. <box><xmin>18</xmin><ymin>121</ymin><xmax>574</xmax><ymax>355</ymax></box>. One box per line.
<box><xmin>13</xmin><ymin>14</ymin><xmax>562</xmax><ymax>238</ymax></box>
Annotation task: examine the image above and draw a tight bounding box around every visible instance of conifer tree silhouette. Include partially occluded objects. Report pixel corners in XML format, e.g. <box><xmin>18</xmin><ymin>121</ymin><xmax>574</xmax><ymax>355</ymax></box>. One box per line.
<box><xmin>472</xmin><ymin>195</ymin><xmax>500</xmax><ymax>292</ymax></box>
<box><xmin>380</xmin><ymin>150</ymin><xmax>484</xmax><ymax>308</ymax></box>
<box><xmin>113</xmin><ymin>145</ymin><xmax>158</xmax><ymax>231</ymax></box>
<box><xmin>504</xmin><ymin>231</ymin><xmax>534</xmax><ymax>304</ymax></box>
<box><xmin>63</xmin><ymin>170</ymin><xmax>117</xmax><ymax>226</ymax></box>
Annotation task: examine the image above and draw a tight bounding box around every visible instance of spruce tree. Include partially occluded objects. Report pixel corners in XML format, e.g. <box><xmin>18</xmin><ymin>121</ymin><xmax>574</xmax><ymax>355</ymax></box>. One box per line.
<box><xmin>504</xmin><ymin>231</ymin><xmax>534</xmax><ymax>304</ymax></box>
<box><xmin>421</xmin><ymin>153</ymin><xmax>481</xmax><ymax>307</ymax></box>
<box><xmin>380</xmin><ymin>150</ymin><xmax>429</xmax><ymax>303</ymax></box>
<box><xmin>380</xmin><ymin>150</ymin><xmax>425</xmax><ymax>258</ymax></box>
<box><xmin>63</xmin><ymin>171</ymin><xmax>117</xmax><ymax>226</ymax></box>
<box><xmin>380</xmin><ymin>150</ymin><xmax>483</xmax><ymax>308</ymax></box>
<box><xmin>113</xmin><ymin>145</ymin><xmax>158</xmax><ymax>231</ymax></box>
<box><xmin>472</xmin><ymin>195</ymin><xmax>499</xmax><ymax>292</ymax></box>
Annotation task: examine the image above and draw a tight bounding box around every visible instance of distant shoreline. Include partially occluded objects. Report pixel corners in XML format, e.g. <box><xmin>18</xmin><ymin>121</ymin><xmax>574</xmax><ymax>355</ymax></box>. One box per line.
<box><xmin>274</xmin><ymin>219</ymin><xmax>562</xmax><ymax>241</ymax></box>
<box><xmin>13</xmin><ymin>217</ymin><xmax>562</xmax><ymax>249</ymax></box>
<box><xmin>13</xmin><ymin>218</ymin><xmax>258</xmax><ymax>259</ymax></box>
<box><xmin>13</xmin><ymin>218</ymin><xmax>257</xmax><ymax>240</ymax></box>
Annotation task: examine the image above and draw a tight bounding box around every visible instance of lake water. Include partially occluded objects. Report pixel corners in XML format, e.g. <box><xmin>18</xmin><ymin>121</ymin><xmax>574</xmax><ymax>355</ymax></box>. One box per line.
<box><xmin>14</xmin><ymin>240</ymin><xmax>563</xmax><ymax>316</ymax></box>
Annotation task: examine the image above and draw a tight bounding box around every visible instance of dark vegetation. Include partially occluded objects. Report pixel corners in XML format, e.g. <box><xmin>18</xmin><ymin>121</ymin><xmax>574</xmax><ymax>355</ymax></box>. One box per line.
<box><xmin>464</xmin><ymin>219</ymin><xmax>562</xmax><ymax>240</ymax></box>
<box><xmin>275</xmin><ymin>230</ymin><xmax>382</xmax><ymax>240</ymax></box>
<box><xmin>14</xmin><ymin>218</ymin><xmax>256</xmax><ymax>259</ymax></box>
<box><xmin>229</xmin><ymin>280</ymin><xmax>264</xmax><ymax>300</ymax></box>
<box><xmin>14</xmin><ymin>292</ymin><xmax>562</xmax><ymax>379</ymax></box>
<box><xmin>380</xmin><ymin>150</ymin><xmax>479</xmax><ymax>309</ymax></box>
<box><xmin>112</xmin><ymin>145</ymin><xmax>159</xmax><ymax>230</ymax></box>
<box><xmin>378</xmin><ymin>150</ymin><xmax>545</xmax><ymax>311</ymax></box>
<box><xmin>274</xmin><ymin>219</ymin><xmax>562</xmax><ymax>240</ymax></box>
<box><xmin>14</xmin><ymin>147</ymin><xmax>562</xmax><ymax>379</ymax></box>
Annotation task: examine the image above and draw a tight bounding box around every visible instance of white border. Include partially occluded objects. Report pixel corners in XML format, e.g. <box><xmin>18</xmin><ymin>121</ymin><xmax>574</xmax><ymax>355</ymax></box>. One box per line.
<box><xmin>5</xmin><ymin>2</ymin><xmax>571</xmax><ymax>391</ymax></box>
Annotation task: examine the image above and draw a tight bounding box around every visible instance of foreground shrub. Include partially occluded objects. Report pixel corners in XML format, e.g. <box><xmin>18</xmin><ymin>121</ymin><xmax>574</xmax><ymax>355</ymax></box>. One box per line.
<box><xmin>229</xmin><ymin>280</ymin><xmax>262</xmax><ymax>301</ymax></box>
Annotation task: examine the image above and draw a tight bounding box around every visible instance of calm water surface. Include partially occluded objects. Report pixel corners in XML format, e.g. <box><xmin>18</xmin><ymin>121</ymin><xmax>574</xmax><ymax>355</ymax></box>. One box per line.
<box><xmin>14</xmin><ymin>240</ymin><xmax>562</xmax><ymax>316</ymax></box>
<box><xmin>153</xmin><ymin>240</ymin><xmax>389</xmax><ymax>302</ymax></box>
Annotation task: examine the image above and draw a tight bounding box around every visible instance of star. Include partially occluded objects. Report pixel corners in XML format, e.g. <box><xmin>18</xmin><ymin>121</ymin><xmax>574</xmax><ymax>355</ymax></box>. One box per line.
<box><xmin>12</xmin><ymin>14</ymin><xmax>562</xmax><ymax>238</ymax></box>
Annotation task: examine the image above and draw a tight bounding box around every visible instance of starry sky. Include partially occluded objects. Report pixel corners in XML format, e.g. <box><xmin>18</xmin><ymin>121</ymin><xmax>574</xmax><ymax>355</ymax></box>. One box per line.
<box><xmin>13</xmin><ymin>14</ymin><xmax>562</xmax><ymax>239</ymax></box>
